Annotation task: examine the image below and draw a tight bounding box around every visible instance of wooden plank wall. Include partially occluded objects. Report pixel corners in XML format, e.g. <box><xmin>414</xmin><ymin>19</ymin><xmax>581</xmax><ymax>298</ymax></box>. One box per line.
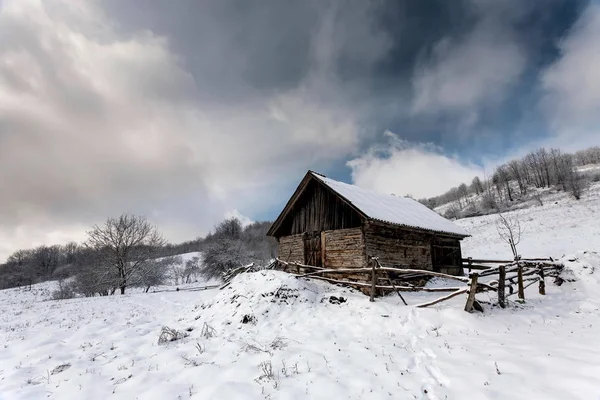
<box><xmin>278</xmin><ymin>234</ymin><xmax>304</xmax><ymax>264</ymax></box>
<box><xmin>276</xmin><ymin>180</ymin><xmax>362</xmax><ymax>237</ymax></box>
<box><xmin>364</xmin><ymin>223</ymin><xmax>434</xmax><ymax>270</ymax></box>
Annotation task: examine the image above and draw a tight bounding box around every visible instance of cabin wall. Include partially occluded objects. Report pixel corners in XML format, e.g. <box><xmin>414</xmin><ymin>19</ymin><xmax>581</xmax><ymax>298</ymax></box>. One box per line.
<box><xmin>277</xmin><ymin>234</ymin><xmax>304</xmax><ymax>264</ymax></box>
<box><xmin>364</xmin><ymin>223</ymin><xmax>434</xmax><ymax>270</ymax></box>
<box><xmin>323</xmin><ymin>227</ymin><xmax>366</xmax><ymax>270</ymax></box>
<box><xmin>277</xmin><ymin>228</ymin><xmax>366</xmax><ymax>269</ymax></box>
<box><xmin>276</xmin><ymin>180</ymin><xmax>362</xmax><ymax>237</ymax></box>
<box><xmin>364</xmin><ymin>223</ymin><xmax>464</xmax><ymax>276</ymax></box>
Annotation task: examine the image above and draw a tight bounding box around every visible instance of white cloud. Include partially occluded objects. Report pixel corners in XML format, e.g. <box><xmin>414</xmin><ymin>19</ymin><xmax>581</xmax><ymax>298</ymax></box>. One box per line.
<box><xmin>411</xmin><ymin>0</ymin><xmax>527</xmax><ymax>124</ymax></box>
<box><xmin>224</xmin><ymin>210</ymin><xmax>254</xmax><ymax>228</ymax></box>
<box><xmin>0</xmin><ymin>0</ymin><xmax>382</xmax><ymax>261</ymax></box>
<box><xmin>540</xmin><ymin>3</ymin><xmax>600</xmax><ymax>150</ymax></box>
<box><xmin>347</xmin><ymin>131</ymin><xmax>482</xmax><ymax>199</ymax></box>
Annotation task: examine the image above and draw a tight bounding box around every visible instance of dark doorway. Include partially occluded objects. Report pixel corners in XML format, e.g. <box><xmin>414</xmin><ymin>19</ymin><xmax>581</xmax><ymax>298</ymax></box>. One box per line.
<box><xmin>431</xmin><ymin>239</ymin><xmax>461</xmax><ymax>273</ymax></box>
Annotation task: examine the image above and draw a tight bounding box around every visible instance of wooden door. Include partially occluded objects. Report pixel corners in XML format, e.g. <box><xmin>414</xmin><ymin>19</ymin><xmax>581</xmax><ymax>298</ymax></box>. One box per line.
<box><xmin>303</xmin><ymin>232</ymin><xmax>322</xmax><ymax>267</ymax></box>
<box><xmin>431</xmin><ymin>240</ymin><xmax>460</xmax><ymax>272</ymax></box>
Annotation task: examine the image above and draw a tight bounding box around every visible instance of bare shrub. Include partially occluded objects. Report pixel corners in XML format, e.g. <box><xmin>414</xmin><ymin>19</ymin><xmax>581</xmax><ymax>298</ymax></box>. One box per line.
<box><xmin>443</xmin><ymin>205</ymin><xmax>460</xmax><ymax>220</ymax></box>
<box><xmin>183</xmin><ymin>256</ymin><xmax>201</xmax><ymax>283</ymax></box>
<box><xmin>158</xmin><ymin>326</ymin><xmax>189</xmax><ymax>344</ymax></box>
<box><xmin>201</xmin><ymin>322</ymin><xmax>217</xmax><ymax>339</ymax></box>
<box><xmin>258</xmin><ymin>360</ymin><xmax>276</xmax><ymax>381</ymax></box>
<box><xmin>201</xmin><ymin>218</ymin><xmax>277</xmax><ymax>280</ymax></box>
<box><xmin>201</xmin><ymin>238</ymin><xmax>251</xmax><ymax>280</ymax></box>
<box><xmin>459</xmin><ymin>203</ymin><xmax>478</xmax><ymax>218</ymax></box>
<box><xmin>133</xmin><ymin>258</ymin><xmax>169</xmax><ymax>293</ymax></box>
<box><xmin>52</xmin><ymin>279</ymin><xmax>75</xmax><ymax>300</ymax></box>
<box><xmin>481</xmin><ymin>192</ymin><xmax>498</xmax><ymax>210</ymax></box>
<box><xmin>194</xmin><ymin>342</ymin><xmax>204</xmax><ymax>355</ymax></box>
<box><xmin>50</xmin><ymin>363</ymin><xmax>71</xmax><ymax>375</ymax></box>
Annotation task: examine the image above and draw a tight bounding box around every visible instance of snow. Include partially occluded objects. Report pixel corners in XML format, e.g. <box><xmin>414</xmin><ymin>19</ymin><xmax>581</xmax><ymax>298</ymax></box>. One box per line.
<box><xmin>457</xmin><ymin>182</ymin><xmax>600</xmax><ymax>259</ymax></box>
<box><xmin>314</xmin><ymin>172</ymin><xmax>469</xmax><ymax>237</ymax></box>
<box><xmin>2</xmin><ymin>186</ymin><xmax>600</xmax><ymax>399</ymax></box>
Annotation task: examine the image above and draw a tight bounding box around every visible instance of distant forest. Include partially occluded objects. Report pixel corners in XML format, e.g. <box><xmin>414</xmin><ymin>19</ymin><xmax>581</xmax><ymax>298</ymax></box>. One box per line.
<box><xmin>0</xmin><ymin>217</ymin><xmax>276</xmax><ymax>292</ymax></box>
<box><xmin>418</xmin><ymin>146</ymin><xmax>600</xmax><ymax>219</ymax></box>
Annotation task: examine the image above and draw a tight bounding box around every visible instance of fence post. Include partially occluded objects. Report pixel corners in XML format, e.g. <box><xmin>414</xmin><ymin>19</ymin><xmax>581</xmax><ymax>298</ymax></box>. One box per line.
<box><xmin>468</xmin><ymin>257</ymin><xmax>473</xmax><ymax>274</ymax></box>
<box><xmin>370</xmin><ymin>260</ymin><xmax>377</xmax><ymax>302</ymax></box>
<box><xmin>538</xmin><ymin>266</ymin><xmax>546</xmax><ymax>295</ymax></box>
<box><xmin>498</xmin><ymin>265</ymin><xmax>506</xmax><ymax>308</ymax></box>
<box><xmin>464</xmin><ymin>272</ymin><xmax>479</xmax><ymax>312</ymax></box>
<box><xmin>517</xmin><ymin>262</ymin><xmax>525</xmax><ymax>300</ymax></box>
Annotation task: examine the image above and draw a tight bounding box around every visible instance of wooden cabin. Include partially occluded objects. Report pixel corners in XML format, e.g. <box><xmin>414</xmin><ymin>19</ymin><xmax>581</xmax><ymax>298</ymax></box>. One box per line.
<box><xmin>266</xmin><ymin>171</ymin><xmax>469</xmax><ymax>278</ymax></box>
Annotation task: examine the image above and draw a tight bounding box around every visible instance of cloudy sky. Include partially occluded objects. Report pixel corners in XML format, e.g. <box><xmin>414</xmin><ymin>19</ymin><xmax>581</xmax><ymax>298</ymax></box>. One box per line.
<box><xmin>0</xmin><ymin>0</ymin><xmax>598</xmax><ymax>261</ymax></box>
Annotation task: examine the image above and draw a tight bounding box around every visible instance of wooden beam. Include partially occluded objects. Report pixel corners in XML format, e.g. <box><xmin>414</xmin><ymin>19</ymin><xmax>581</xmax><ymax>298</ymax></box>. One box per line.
<box><xmin>463</xmin><ymin>264</ymin><xmax>493</xmax><ymax>270</ymax></box>
<box><xmin>498</xmin><ymin>265</ymin><xmax>506</xmax><ymax>308</ymax></box>
<box><xmin>462</xmin><ymin>258</ymin><xmax>514</xmax><ymax>264</ymax></box>
<box><xmin>416</xmin><ymin>288</ymin><xmax>468</xmax><ymax>308</ymax></box>
<box><xmin>517</xmin><ymin>263</ymin><xmax>525</xmax><ymax>300</ymax></box>
<box><xmin>538</xmin><ymin>266</ymin><xmax>545</xmax><ymax>295</ymax></box>
<box><xmin>369</xmin><ymin>260</ymin><xmax>377</xmax><ymax>302</ymax></box>
<box><xmin>295</xmin><ymin>273</ymin><xmax>464</xmax><ymax>292</ymax></box>
<box><xmin>464</xmin><ymin>273</ymin><xmax>479</xmax><ymax>312</ymax></box>
<box><xmin>320</xmin><ymin>231</ymin><xmax>326</xmax><ymax>268</ymax></box>
<box><xmin>378</xmin><ymin>267</ymin><xmax>470</xmax><ymax>283</ymax></box>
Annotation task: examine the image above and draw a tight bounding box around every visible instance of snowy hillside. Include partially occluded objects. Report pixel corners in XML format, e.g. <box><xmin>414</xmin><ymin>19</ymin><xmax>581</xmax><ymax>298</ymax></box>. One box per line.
<box><xmin>458</xmin><ymin>180</ymin><xmax>600</xmax><ymax>259</ymax></box>
<box><xmin>1</xmin><ymin>199</ymin><xmax>600</xmax><ymax>399</ymax></box>
<box><xmin>434</xmin><ymin>164</ymin><xmax>600</xmax><ymax>220</ymax></box>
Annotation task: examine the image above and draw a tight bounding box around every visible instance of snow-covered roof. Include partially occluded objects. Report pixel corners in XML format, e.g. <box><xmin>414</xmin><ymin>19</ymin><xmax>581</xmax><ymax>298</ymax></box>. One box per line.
<box><xmin>312</xmin><ymin>172</ymin><xmax>469</xmax><ymax>237</ymax></box>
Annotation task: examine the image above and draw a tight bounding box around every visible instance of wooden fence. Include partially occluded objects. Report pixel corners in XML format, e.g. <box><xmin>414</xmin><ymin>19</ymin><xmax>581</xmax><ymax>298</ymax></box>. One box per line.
<box><xmin>273</xmin><ymin>257</ymin><xmax>564</xmax><ymax>312</ymax></box>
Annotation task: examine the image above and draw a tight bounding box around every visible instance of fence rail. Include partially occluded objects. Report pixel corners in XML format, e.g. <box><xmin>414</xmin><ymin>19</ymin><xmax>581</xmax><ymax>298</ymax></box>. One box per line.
<box><xmin>273</xmin><ymin>257</ymin><xmax>564</xmax><ymax>312</ymax></box>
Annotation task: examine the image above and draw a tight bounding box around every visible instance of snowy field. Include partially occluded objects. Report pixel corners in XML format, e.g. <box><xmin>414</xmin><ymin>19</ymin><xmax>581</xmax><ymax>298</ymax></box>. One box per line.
<box><xmin>1</xmin><ymin>187</ymin><xmax>600</xmax><ymax>399</ymax></box>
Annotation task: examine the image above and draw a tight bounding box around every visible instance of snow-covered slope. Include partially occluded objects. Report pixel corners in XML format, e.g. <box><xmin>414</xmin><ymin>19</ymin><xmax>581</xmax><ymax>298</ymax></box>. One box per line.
<box><xmin>457</xmin><ymin>181</ymin><xmax>600</xmax><ymax>259</ymax></box>
<box><xmin>1</xmin><ymin>195</ymin><xmax>600</xmax><ymax>399</ymax></box>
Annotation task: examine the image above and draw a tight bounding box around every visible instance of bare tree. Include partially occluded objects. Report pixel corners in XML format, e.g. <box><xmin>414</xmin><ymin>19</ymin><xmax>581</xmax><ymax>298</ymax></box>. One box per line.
<box><xmin>565</xmin><ymin>159</ymin><xmax>585</xmax><ymax>200</ymax></box>
<box><xmin>85</xmin><ymin>214</ymin><xmax>166</xmax><ymax>294</ymax></box>
<box><xmin>214</xmin><ymin>217</ymin><xmax>243</xmax><ymax>239</ymax></box>
<box><xmin>458</xmin><ymin>183</ymin><xmax>470</xmax><ymax>205</ymax></box>
<box><xmin>72</xmin><ymin>248</ymin><xmax>117</xmax><ymax>296</ymax></box>
<box><xmin>168</xmin><ymin>256</ymin><xmax>184</xmax><ymax>285</ymax></box>
<box><xmin>495</xmin><ymin>213</ymin><xmax>523</xmax><ymax>259</ymax></box>
<box><xmin>32</xmin><ymin>245</ymin><xmax>61</xmax><ymax>278</ymax></box>
<box><xmin>470</xmin><ymin>176</ymin><xmax>484</xmax><ymax>195</ymax></box>
<box><xmin>135</xmin><ymin>258</ymin><xmax>169</xmax><ymax>292</ymax></box>
<box><xmin>201</xmin><ymin>238</ymin><xmax>251</xmax><ymax>280</ymax></box>
<box><xmin>62</xmin><ymin>242</ymin><xmax>79</xmax><ymax>265</ymax></box>
<box><xmin>507</xmin><ymin>160</ymin><xmax>527</xmax><ymax>195</ymax></box>
<box><xmin>183</xmin><ymin>256</ymin><xmax>201</xmax><ymax>283</ymax></box>
<box><xmin>495</xmin><ymin>165</ymin><xmax>513</xmax><ymax>202</ymax></box>
<box><xmin>537</xmin><ymin>148</ymin><xmax>552</xmax><ymax>188</ymax></box>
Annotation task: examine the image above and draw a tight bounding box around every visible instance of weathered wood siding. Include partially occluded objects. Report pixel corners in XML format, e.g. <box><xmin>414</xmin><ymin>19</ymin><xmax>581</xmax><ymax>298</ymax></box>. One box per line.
<box><xmin>278</xmin><ymin>234</ymin><xmax>304</xmax><ymax>264</ymax></box>
<box><xmin>323</xmin><ymin>227</ymin><xmax>366</xmax><ymax>270</ymax></box>
<box><xmin>364</xmin><ymin>223</ymin><xmax>433</xmax><ymax>270</ymax></box>
<box><xmin>275</xmin><ymin>180</ymin><xmax>362</xmax><ymax>237</ymax></box>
